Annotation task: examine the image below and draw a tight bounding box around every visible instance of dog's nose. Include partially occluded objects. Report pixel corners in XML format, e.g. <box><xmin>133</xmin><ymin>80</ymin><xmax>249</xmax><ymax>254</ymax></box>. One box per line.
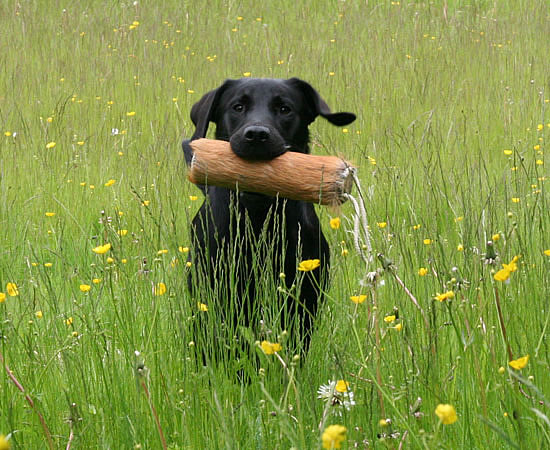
<box><xmin>243</xmin><ymin>126</ymin><xmax>270</xmax><ymax>143</ymax></box>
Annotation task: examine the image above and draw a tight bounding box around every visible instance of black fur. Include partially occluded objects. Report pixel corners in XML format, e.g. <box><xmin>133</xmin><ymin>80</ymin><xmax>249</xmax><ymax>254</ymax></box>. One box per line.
<box><xmin>182</xmin><ymin>78</ymin><xmax>355</xmax><ymax>348</ymax></box>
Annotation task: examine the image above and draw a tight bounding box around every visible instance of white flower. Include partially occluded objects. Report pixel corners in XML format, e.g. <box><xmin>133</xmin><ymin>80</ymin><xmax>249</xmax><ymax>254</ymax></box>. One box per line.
<box><xmin>111</xmin><ymin>128</ymin><xmax>120</xmax><ymax>136</ymax></box>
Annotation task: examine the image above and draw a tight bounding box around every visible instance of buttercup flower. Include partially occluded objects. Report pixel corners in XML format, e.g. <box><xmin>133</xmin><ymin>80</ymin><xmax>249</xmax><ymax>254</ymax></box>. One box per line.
<box><xmin>418</xmin><ymin>267</ymin><xmax>428</xmax><ymax>276</ymax></box>
<box><xmin>0</xmin><ymin>293</ymin><xmax>6</xmax><ymax>303</ymax></box>
<box><xmin>197</xmin><ymin>302</ymin><xmax>208</xmax><ymax>312</ymax></box>
<box><xmin>45</xmin><ymin>212</ymin><xmax>56</xmax><ymax>217</ymax></box>
<box><xmin>260</xmin><ymin>340</ymin><xmax>282</xmax><ymax>355</ymax></box>
<box><xmin>544</xmin><ymin>249</ymin><xmax>550</xmax><ymax>256</ymax></box>
<box><xmin>335</xmin><ymin>380</ymin><xmax>349</xmax><ymax>393</ymax></box>
<box><xmin>423</xmin><ymin>239</ymin><xmax>433</xmax><ymax>245</ymax></box>
<box><xmin>317</xmin><ymin>380</ymin><xmax>356</xmax><ymax>411</ymax></box>
<box><xmin>509</xmin><ymin>355</ymin><xmax>529</xmax><ymax>370</ymax></box>
<box><xmin>79</xmin><ymin>284</ymin><xmax>91</xmax><ymax>292</ymax></box>
<box><xmin>435</xmin><ymin>404</ymin><xmax>458</xmax><ymax>424</ymax></box>
<box><xmin>104</xmin><ymin>179</ymin><xmax>116</xmax><ymax>187</ymax></box>
<box><xmin>298</xmin><ymin>259</ymin><xmax>320</xmax><ymax>272</ymax></box>
<box><xmin>6</xmin><ymin>283</ymin><xmax>18</xmax><ymax>297</ymax></box>
<box><xmin>46</xmin><ymin>142</ymin><xmax>56</xmax><ymax>149</ymax></box>
<box><xmin>92</xmin><ymin>243</ymin><xmax>111</xmax><ymax>254</ymax></box>
<box><xmin>434</xmin><ymin>291</ymin><xmax>454</xmax><ymax>302</ymax></box>
<box><xmin>350</xmin><ymin>294</ymin><xmax>367</xmax><ymax>304</ymax></box>
<box><xmin>494</xmin><ymin>255</ymin><xmax>520</xmax><ymax>282</ymax></box>
<box><xmin>154</xmin><ymin>282</ymin><xmax>167</xmax><ymax>296</ymax></box>
<box><xmin>0</xmin><ymin>434</ymin><xmax>11</xmax><ymax>450</ymax></box>
<box><xmin>329</xmin><ymin>217</ymin><xmax>341</xmax><ymax>229</ymax></box>
<box><xmin>384</xmin><ymin>315</ymin><xmax>396</xmax><ymax>323</ymax></box>
<box><xmin>322</xmin><ymin>424</ymin><xmax>347</xmax><ymax>449</ymax></box>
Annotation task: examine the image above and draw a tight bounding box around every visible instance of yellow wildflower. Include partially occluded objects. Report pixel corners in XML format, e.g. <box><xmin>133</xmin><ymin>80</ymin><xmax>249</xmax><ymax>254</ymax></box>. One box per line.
<box><xmin>435</xmin><ymin>404</ymin><xmax>458</xmax><ymax>425</ymax></box>
<box><xmin>434</xmin><ymin>291</ymin><xmax>454</xmax><ymax>302</ymax></box>
<box><xmin>6</xmin><ymin>282</ymin><xmax>19</xmax><ymax>297</ymax></box>
<box><xmin>394</xmin><ymin>323</ymin><xmax>403</xmax><ymax>331</ymax></box>
<box><xmin>494</xmin><ymin>255</ymin><xmax>520</xmax><ymax>282</ymax></box>
<box><xmin>0</xmin><ymin>293</ymin><xmax>6</xmax><ymax>303</ymax></box>
<box><xmin>503</xmin><ymin>149</ymin><xmax>513</xmax><ymax>155</ymax></box>
<box><xmin>154</xmin><ymin>282</ymin><xmax>167</xmax><ymax>296</ymax></box>
<box><xmin>197</xmin><ymin>302</ymin><xmax>208</xmax><ymax>312</ymax></box>
<box><xmin>178</xmin><ymin>246</ymin><xmax>190</xmax><ymax>253</ymax></box>
<box><xmin>423</xmin><ymin>238</ymin><xmax>432</xmax><ymax>245</ymax></box>
<box><xmin>260</xmin><ymin>340</ymin><xmax>282</xmax><ymax>355</ymax></box>
<box><xmin>508</xmin><ymin>355</ymin><xmax>529</xmax><ymax>370</ymax></box>
<box><xmin>329</xmin><ymin>217</ymin><xmax>341</xmax><ymax>229</ymax></box>
<box><xmin>418</xmin><ymin>267</ymin><xmax>428</xmax><ymax>276</ymax></box>
<box><xmin>104</xmin><ymin>179</ymin><xmax>116</xmax><ymax>187</ymax></box>
<box><xmin>126</xmin><ymin>111</ymin><xmax>136</xmax><ymax>116</ymax></box>
<box><xmin>457</xmin><ymin>244</ymin><xmax>464</xmax><ymax>251</ymax></box>
<box><xmin>350</xmin><ymin>294</ymin><xmax>367</xmax><ymax>304</ymax></box>
<box><xmin>117</xmin><ymin>229</ymin><xmax>128</xmax><ymax>236</ymax></box>
<box><xmin>92</xmin><ymin>278</ymin><xmax>101</xmax><ymax>284</ymax></box>
<box><xmin>92</xmin><ymin>243</ymin><xmax>111</xmax><ymax>254</ymax></box>
<box><xmin>45</xmin><ymin>212</ymin><xmax>56</xmax><ymax>217</ymax></box>
<box><xmin>65</xmin><ymin>317</ymin><xmax>73</xmax><ymax>326</ymax></box>
<box><xmin>492</xmin><ymin>233</ymin><xmax>500</xmax><ymax>241</ymax></box>
<box><xmin>322</xmin><ymin>424</ymin><xmax>347</xmax><ymax>449</ymax></box>
<box><xmin>189</xmin><ymin>195</ymin><xmax>198</xmax><ymax>201</ymax></box>
<box><xmin>298</xmin><ymin>259</ymin><xmax>320</xmax><ymax>272</ymax></box>
<box><xmin>79</xmin><ymin>284</ymin><xmax>91</xmax><ymax>292</ymax></box>
<box><xmin>377</xmin><ymin>222</ymin><xmax>387</xmax><ymax>228</ymax></box>
<box><xmin>35</xmin><ymin>310</ymin><xmax>43</xmax><ymax>319</ymax></box>
<box><xmin>384</xmin><ymin>315</ymin><xmax>396</xmax><ymax>323</ymax></box>
<box><xmin>106</xmin><ymin>257</ymin><xmax>114</xmax><ymax>264</ymax></box>
<box><xmin>335</xmin><ymin>380</ymin><xmax>349</xmax><ymax>393</ymax></box>
<box><xmin>46</xmin><ymin>142</ymin><xmax>56</xmax><ymax>149</ymax></box>
<box><xmin>0</xmin><ymin>434</ymin><xmax>11</xmax><ymax>450</ymax></box>
<box><xmin>544</xmin><ymin>249</ymin><xmax>550</xmax><ymax>256</ymax></box>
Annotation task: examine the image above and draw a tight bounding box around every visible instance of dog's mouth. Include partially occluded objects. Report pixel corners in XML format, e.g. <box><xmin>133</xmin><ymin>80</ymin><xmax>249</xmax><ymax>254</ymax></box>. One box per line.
<box><xmin>228</xmin><ymin>127</ymin><xmax>288</xmax><ymax>161</ymax></box>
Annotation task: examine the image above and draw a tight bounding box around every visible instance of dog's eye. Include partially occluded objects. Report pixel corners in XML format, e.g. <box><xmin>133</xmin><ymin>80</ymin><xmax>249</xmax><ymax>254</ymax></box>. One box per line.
<box><xmin>233</xmin><ymin>103</ymin><xmax>244</xmax><ymax>113</ymax></box>
<box><xmin>279</xmin><ymin>105</ymin><xmax>291</xmax><ymax>115</ymax></box>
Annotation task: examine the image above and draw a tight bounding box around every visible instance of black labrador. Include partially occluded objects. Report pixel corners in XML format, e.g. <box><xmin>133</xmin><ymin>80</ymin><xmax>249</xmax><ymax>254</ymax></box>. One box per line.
<box><xmin>182</xmin><ymin>77</ymin><xmax>355</xmax><ymax>349</ymax></box>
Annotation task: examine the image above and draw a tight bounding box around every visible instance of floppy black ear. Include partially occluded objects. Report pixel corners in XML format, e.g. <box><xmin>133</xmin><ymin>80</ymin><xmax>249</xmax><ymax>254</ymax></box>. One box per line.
<box><xmin>286</xmin><ymin>77</ymin><xmax>356</xmax><ymax>126</ymax></box>
<box><xmin>182</xmin><ymin>80</ymin><xmax>233</xmax><ymax>166</ymax></box>
<box><xmin>189</xmin><ymin>80</ymin><xmax>233</xmax><ymax>140</ymax></box>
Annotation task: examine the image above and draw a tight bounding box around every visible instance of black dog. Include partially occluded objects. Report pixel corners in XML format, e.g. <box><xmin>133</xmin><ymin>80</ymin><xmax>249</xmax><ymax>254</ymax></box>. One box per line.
<box><xmin>182</xmin><ymin>78</ymin><xmax>355</xmax><ymax>349</ymax></box>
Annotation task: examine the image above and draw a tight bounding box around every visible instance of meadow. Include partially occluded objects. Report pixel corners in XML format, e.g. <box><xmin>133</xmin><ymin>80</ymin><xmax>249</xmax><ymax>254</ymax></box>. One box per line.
<box><xmin>1</xmin><ymin>0</ymin><xmax>550</xmax><ymax>448</ymax></box>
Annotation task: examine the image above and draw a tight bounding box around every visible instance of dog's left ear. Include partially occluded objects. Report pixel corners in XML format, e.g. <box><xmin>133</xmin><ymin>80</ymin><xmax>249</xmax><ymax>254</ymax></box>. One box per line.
<box><xmin>287</xmin><ymin>78</ymin><xmax>356</xmax><ymax>126</ymax></box>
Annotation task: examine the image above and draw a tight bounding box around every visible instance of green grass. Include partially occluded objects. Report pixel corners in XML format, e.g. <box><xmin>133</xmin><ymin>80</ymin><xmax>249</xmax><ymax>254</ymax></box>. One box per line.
<box><xmin>1</xmin><ymin>0</ymin><xmax>550</xmax><ymax>448</ymax></box>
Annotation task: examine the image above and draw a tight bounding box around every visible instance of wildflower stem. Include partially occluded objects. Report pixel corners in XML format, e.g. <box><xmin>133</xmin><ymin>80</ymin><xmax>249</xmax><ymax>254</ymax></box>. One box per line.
<box><xmin>373</xmin><ymin>289</ymin><xmax>386</xmax><ymax>418</ymax></box>
<box><xmin>493</xmin><ymin>285</ymin><xmax>514</xmax><ymax>361</ymax></box>
<box><xmin>139</xmin><ymin>378</ymin><xmax>167</xmax><ymax>450</ymax></box>
<box><xmin>66</xmin><ymin>424</ymin><xmax>74</xmax><ymax>450</ymax></box>
<box><xmin>0</xmin><ymin>350</ymin><xmax>55</xmax><ymax>450</ymax></box>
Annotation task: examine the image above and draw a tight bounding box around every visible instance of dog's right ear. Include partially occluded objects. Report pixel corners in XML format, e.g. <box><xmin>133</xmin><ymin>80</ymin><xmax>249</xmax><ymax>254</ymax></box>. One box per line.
<box><xmin>182</xmin><ymin>80</ymin><xmax>234</xmax><ymax>166</ymax></box>
<box><xmin>189</xmin><ymin>80</ymin><xmax>235</xmax><ymax>140</ymax></box>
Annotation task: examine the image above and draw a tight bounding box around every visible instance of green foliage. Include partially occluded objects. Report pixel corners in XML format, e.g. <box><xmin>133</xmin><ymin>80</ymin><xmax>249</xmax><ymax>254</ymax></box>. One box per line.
<box><xmin>1</xmin><ymin>0</ymin><xmax>550</xmax><ymax>448</ymax></box>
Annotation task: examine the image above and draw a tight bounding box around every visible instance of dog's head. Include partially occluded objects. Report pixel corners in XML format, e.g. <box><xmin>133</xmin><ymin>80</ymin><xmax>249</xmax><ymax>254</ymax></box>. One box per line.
<box><xmin>186</xmin><ymin>78</ymin><xmax>356</xmax><ymax>160</ymax></box>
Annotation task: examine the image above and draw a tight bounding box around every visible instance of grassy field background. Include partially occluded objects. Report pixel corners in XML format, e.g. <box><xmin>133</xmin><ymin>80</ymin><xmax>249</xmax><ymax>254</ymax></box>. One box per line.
<box><xmin>1</xmin><ymin>0</ymin><xmax>550</xmax><ymax>448</ymax></box>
